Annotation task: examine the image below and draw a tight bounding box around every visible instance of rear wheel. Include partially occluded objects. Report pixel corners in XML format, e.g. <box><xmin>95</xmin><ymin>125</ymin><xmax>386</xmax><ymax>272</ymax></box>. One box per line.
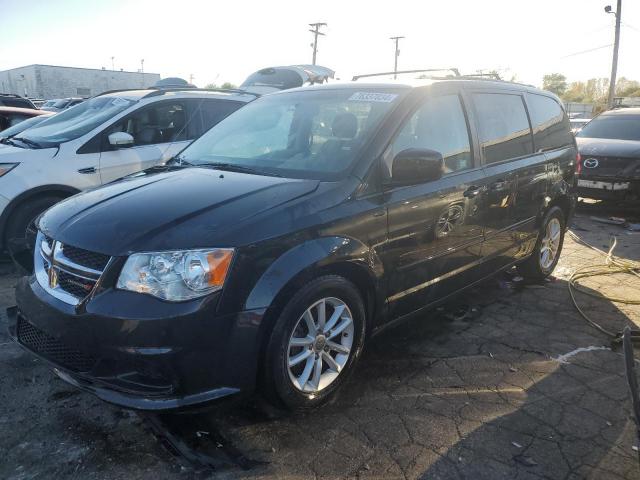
<box><xmin>517</xmin><ymin>206</ymin><xmax>565</xmax><ymax>282</ymax></box>
<box><xmin>263</xmin><ymin>275</ymin><xmax>366</xmax><ymax>410</ymax></box>
<box><xmin>5</xmin><ymin>196</ymin><xmax>63</xmax><ymax>272</ymax></box>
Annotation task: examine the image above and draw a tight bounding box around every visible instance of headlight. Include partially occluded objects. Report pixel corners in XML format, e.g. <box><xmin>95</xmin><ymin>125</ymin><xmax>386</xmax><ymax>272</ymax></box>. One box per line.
<box><xmin>116</xmin><ymin>248</ymin><xmax>234</xmax><ymax>301</ymax></box>
<box><xmin>0</xmin><ymin>163</ymin><xmax>18</xmax><ymax>177</ymax></box>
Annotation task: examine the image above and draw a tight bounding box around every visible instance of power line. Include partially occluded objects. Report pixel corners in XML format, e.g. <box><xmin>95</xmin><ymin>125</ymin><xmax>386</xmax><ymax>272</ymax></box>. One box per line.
<box><xmin>559</xmin><ymin>44</ymin><xmax>613</xmax><ymax>59</ymax></box>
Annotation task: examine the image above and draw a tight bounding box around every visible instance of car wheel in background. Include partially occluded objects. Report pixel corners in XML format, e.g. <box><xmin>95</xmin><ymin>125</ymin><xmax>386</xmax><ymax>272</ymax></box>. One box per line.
<box><xmin>263</xmin><ymin>275</ymin><xmax>367</xmax><ymax>410</ymax></box>
<box><xmin>5</xmin><ymin>196</ymin><xmax>63</xmax><ymax>272</ymax></box>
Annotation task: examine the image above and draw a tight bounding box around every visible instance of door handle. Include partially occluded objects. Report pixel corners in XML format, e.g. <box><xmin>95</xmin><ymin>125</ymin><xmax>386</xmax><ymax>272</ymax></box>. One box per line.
<box><xmin>78</xmin><ymin>167</ymin><xmax>97</xmax><ymax>174</ymax></box>
<box><xmin>463</xmin><ymin>186</ymin><xmax>482</xmax><ymax>198</ymax></box>
<box><xmin>491</xmin><ymin>180</ymin><xmax>509</xmax><ymax>191</ymax></box>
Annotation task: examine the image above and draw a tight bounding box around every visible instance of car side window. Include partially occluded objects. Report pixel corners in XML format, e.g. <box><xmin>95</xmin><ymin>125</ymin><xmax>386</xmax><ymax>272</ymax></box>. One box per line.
<box><xmin>106</xmin><ymin>102</ymin><xmax>188</xmax><ymax>147</ymax></box>
<box><xmin>388</xmin><ymin>94</ymin><xmax>473</xmax><ymax>175</ymax></box>
<box><xmin>527</xmin><ymin>93</ymin><xmax>573</xmax><ymax>152</ymax></box>
<box><xmin>472</xmin><ymin>93</ymin><xmax>533</xmax><ymax>164</ymax></box>
<box><xmin>195</xmin><ymin>99</ymin><xmax>244</xmax><ymax>136</ymax></box>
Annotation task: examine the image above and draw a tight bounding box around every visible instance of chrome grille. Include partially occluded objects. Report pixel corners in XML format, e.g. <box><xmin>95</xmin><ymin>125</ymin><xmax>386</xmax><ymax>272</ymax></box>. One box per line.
<box><xmin>35</xmin><ymin>232</ymin><xmax>110</xmax><ymax>306</ymax></box>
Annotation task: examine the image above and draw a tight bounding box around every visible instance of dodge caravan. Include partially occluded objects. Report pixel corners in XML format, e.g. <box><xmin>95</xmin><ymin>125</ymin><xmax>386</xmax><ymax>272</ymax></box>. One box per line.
<box><xmin>10</xmin><ymin>77</ymin><xmax>576</xmax><ymax>411</ymax></box>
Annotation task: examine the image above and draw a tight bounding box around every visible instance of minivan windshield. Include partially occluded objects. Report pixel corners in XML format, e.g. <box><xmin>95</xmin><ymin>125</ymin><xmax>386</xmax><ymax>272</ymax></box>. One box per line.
<box><xmin>576</xmin><ymin>114</ymin><xmax>640</xmax><ymax>141</ymax></box>
<box><xmin>179</xmin><ymin>88</ymin><xmax>406</xmax><ymax>180</ymax></box>
<box><xmin>16</xmin><ymin>96</ymin><xmax>136</xmax><ymax>148</ymax></box>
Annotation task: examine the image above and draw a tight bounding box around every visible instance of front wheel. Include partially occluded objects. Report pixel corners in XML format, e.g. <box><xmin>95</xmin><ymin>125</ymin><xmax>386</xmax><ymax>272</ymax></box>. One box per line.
<box><xmin>5</xmin><ymin>196</ymin><xmax>63</xmax><ymax>273</ymax></box>
<box><xmin>263</xmin><ymin>275</ymin><xmax>366</xmax><ymax>410</ymax></box>
<box><xmin>517</xmin><ymin>206</ymin><xmax>566</xmax><ymax>282</ymax></box>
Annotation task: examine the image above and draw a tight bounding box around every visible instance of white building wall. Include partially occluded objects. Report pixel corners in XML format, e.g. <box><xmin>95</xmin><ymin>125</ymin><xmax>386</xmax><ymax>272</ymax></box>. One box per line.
<box><xmin>0</xmin><ymin>65</ymin><xmax>161</xmax><ymax>99</ymax></box>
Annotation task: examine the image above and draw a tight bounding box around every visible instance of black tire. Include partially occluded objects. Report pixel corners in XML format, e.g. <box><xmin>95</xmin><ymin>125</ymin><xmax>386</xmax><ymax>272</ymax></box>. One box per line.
<box><xmin>4</xmin><ymin>196</ymin><xmax>63</xmax><ymax>273</ymax></box>
<box><xmin>517</xmin><ymin>206</ymin><xmax>566</xmax><ymax>282</ymax></box>
<box><xmin>262</xmin><ymin>275</ymin><xmax>367</xmax><ymax>410</ymax></box>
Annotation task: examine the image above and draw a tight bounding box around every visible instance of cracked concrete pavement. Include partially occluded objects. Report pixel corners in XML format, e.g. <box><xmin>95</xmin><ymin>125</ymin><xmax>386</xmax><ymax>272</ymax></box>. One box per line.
<box><xmin>1</xmin><ymin>200</ymin><xmax>640</xmax><ymax>479</ymax></box>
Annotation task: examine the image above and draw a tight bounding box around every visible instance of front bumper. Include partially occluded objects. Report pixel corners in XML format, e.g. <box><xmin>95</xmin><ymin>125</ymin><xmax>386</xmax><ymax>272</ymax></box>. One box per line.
<box><xmin>9</xmin><ymin>276</ymin><xmax>267</xmax><ymax>411</ymax></box>
<box><xmin>576</xmin><ymin>176</ymin><xmax>640</xmax><ymax>201</ymax></box>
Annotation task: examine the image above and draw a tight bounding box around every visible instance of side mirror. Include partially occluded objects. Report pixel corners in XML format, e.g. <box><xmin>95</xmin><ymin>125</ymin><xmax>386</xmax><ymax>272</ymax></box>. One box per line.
<box><xmin>391</xmin><ymin>148</ymin><xmax>444</xmax><ymax>186</ymax></box>
<box><xmin>108</xmin><ymin>131</ymin><xmax>134</xmax><ymax>148</ymax></box>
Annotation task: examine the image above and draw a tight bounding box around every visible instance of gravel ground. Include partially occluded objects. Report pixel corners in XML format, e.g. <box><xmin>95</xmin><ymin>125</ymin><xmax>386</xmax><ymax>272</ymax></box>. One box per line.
<box><xmin>1</xmin><ymin>200</ymin><xmax>640</xmax><ymax>480</ymax></box>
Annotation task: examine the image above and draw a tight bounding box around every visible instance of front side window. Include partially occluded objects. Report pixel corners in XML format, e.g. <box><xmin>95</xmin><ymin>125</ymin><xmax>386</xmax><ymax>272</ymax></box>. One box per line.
<box><xmin>389</xmin><ymin>94</ymin><xmax>472</xmax><ymax>175</ymax></box>
<box><xmin>473</xmin><ymin>93</ymin><xmax>533</xmax><ymax>164</ymax></box>
<box><xmin>17</xmin><ymin>96</ymin><xmax>136</xmax><ymax>148</ymax></box>
<box><xmin>180</xmin><ymin>88</ymin><xmax>406</xmax><ymax>180</ymax></box>
<box><xmin>527</xmin><ymin>94</ymin><xmax>572</xmax><ymax>151</ymax></box>
<box><xmin>577</xmin><ymin>114</ymin><xmax>640</xmax><ymax>141</ymax></box>
<box><xmin>107</xmin><ymin>102</ymin><xmax>188</xmax><ymax>146</ymax></box>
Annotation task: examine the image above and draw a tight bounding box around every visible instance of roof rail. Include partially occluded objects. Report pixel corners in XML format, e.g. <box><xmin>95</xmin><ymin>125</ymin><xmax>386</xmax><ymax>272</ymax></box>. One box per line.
<box><xmin>458</xmin><ymin>73</ymin><xmax>502</xmax><ymax>80</ymax></box>
<box><xmin>352</xmin><ymin>68</ymin><xmax>460</xmax><ymax>81</ymax></box>
<box><xmin>94</xmin><ymin>87</ymin><xmax>260</xmax><ymax>99</ymax></box>
<box><xmin>143</xmin><ymin>87</ymin><xmax>261</xmax><ymax>99</ymax></box>
<box><xmin>0</xmin><ymin>93</ymin><xmax>26</xmax><ymax>98</ymax></box>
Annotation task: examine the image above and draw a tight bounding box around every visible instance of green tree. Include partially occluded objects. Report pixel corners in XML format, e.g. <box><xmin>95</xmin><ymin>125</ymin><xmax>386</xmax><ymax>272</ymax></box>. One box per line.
<box><xmin>204</xmin><ymin>82</ymin><xmax>237</xmax><ymax>90</ymax></box>
<box><xmin>615</xmin><ymin>77</ymin><xmax>640</xmax><ymax>97</ymax></box>
<box><xmin>542</xmin><ymin>73</ymin><xmax>568</xmax><ymax>96</ymax></box>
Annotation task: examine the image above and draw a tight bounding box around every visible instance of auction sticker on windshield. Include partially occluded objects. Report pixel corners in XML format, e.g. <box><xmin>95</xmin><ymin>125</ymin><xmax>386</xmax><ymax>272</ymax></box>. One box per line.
<box><xmin>349</xmin><ymin>92</ymin><xmax>398</xmax><ymax>103</ymax></box>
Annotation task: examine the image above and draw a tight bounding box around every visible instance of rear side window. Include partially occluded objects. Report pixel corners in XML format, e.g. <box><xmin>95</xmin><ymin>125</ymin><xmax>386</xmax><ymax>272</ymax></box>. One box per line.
<box><xmin>390</xmin><ymin>94</ymin><xmax>472</xmax><ymax>174</ymax></box>
<box><xmin>195</xmin><ymin>99</ymin><xmax>244</xmax><ymax>135</ymax></box>
<box><xmin>473</xmin><ymin>93</ymin><xmax>533</xmax><ymax>164</ymax></box>
<box><xmin>527</xmin><ymin>94</ymin><xmax>572</xmax><ymax>151</ymax></box>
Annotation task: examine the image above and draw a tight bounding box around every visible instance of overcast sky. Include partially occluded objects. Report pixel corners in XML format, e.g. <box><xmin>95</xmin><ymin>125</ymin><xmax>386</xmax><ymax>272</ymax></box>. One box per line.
<box><xmin>1</xmin><ymin>0</ymin><xmax>639</xmax><ymax>88</ymax></box>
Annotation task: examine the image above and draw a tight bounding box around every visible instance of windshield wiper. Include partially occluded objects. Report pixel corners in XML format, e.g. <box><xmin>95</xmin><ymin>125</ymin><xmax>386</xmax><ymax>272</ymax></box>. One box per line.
<box><xmin>12</xmin><ymin>137</ymin><xmax>43</xmax><ymax>149</ymax></box>
<box><xmin>165</xmin><ymin>155</ymin><xmax>193</xmax><ymax>167</ymax></box>
<box><xmin>197</xmin><ymin>162</ymin><xmax>283</xmax><ymax>177</ymax></box>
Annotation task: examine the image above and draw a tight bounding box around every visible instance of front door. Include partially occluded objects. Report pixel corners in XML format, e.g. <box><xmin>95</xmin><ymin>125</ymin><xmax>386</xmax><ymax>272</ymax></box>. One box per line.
<box><xmin>382</xmin><ymin>91</ymin><xmax>487</xmax><ymax>319</ymax></box>
<box><xmin>98</xmin><ymin>101</ymin><xmax>191</xmax><ymax>183</ymax></box>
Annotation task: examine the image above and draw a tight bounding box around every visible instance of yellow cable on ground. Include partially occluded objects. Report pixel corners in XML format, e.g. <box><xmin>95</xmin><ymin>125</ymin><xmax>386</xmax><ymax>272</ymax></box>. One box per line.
<box><xmin>566</xmin><ymin>231</ymin><xmax>640</xmax><ymax>340</ymax></box>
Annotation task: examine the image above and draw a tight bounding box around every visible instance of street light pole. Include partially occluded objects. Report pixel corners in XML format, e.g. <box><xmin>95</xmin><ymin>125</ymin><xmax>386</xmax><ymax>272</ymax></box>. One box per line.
<box><xmin>309</xmin><ymin>22</ymin><xmax>327</xmax><ymax>65</ymax></box>
<box><xmin>606</xmin><ymin>0</ymin><xmax>622</xmax><ymax>108</ymax></box>
<box><xmin>390</xmin><ymin>36</ymin><xmax>405</xmax><ymax>79</ymax></box>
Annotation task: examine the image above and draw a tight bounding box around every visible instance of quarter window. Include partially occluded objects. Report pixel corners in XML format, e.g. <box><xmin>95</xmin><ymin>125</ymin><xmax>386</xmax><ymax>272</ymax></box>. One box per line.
<box><xmin>390</xmin><ymin>94</ymin><xmax>473</xmax><ymax>174</ymax></box>
<box><xmin>107</xmin><ymin>102</ymin><xmax>189</xmax><ymax>147</ymax></box>
<box><xmin>473</xmin><ymin>93</ymin><xmax>533</xmax><ymax>164</ymax></box>
<box><xmin>527</xmin><ymin>94</ymin><xmax>572</xmax><ymax>151</ymax></box>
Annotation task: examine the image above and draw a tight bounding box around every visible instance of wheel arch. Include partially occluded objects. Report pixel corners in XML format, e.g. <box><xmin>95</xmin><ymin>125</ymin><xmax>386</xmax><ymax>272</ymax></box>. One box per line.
<box><xmin>0</xmin><ymin>184</ymin><xmax>80</xmax><ymax>250</ymax></box>
<box><xmin>246</xmin><ymin>237</ymin><xmax>384</xmax><ymax>381</ymax></box>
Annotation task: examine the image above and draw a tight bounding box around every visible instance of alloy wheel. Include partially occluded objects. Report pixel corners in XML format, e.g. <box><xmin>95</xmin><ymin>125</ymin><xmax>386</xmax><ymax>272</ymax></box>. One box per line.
<box><xmin>287</xmin><ymin>297</ymin><xmax>354</xmax><ymax>393</ymax></box>
<box><xmin>539</xmin><ymin>217</ymin><xmax>561</xmax><ymax>270</ymax></box>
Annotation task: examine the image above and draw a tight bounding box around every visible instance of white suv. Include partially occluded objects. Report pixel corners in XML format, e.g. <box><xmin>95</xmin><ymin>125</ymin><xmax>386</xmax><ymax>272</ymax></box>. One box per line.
<box><xmin>0</xmin><ymin>88</ymin><xmax>256</xmax><ymax>269</ymax></box>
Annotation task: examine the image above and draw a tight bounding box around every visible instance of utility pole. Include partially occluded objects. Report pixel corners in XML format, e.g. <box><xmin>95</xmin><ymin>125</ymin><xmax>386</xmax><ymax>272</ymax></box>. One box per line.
<box><xmin>111</xmin><ymin>56</ymin><xmax>115</xmax><ymax>70</ymax></box>
<box><xmin>606</xmin><ymin>1</ymin><xmax>622</xmax><ymax>108</ymax></box>
<box><xmin>309</xmin><ymin>22</ymin><xmax>327</xmax><ymax>65</ymax></box>
<box><xmin>390</xmin><ymin>36</ymin><xmax>405</xmax><ymax>79</ymax></box>
<box><xmin>189</xmin><ymin>74</ymin><xmax>195</xmax><ymax>85</ymax></box>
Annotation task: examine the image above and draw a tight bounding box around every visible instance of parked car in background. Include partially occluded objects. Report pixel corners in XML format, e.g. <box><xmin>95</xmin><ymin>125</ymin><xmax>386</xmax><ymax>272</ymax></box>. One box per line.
<box><xmin>0</xmin><ymin>93</ymin><xmax>37</xmax><ymax>110</ymax></box>
<box><xmin>0</xmin><ymin>107</ymin><xmax>52</xmax><ymax>133</ymax></box>
<box><xmin>569</xmin><ymin>118</ymin><xmax>589</xmax><ymax>134</ymax></box>
<box><xmin>0</xmin><ymin>112</ymin><xmax>55</xmax><ymax>140</ymax></box>
<box><xmin>240</xmin><ymin>64</ymin><xmax>334</xmax><ymax>94</ymax></box>
<box><xmin>39</xmin><ymin>100</ymin><xmax>59</xmax><ymax>110</ymax></box>
<box><xmin>575</xmin><ymin>108</ymin><xmax>640</xmax><ymax>202</ymax></box>
<box><xmin>40</xmin><ymin>97</ymin><xmax>85</xmax><ymax>112</ymax></box>
<box><xmin>0</xmin><ymin>87</ymin><xmax>258</xmax><ymax>270</ymax></box>
<box><xmin>9</xmin><ymin>76</ymin><xmax>576</xmax><ymax>412</ymax></box>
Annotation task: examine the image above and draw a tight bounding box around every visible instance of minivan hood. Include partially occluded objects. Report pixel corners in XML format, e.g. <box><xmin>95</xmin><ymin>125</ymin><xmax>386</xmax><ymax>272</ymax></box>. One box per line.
<box><xmin>39</xmin><ymin>168</ymin><xmax>319</xmax><ymax>256</ymax></box>
<box><xmin>576</xmin><ymin>137</ymin><xmax>640</xmax><ymax>158</ymax></box>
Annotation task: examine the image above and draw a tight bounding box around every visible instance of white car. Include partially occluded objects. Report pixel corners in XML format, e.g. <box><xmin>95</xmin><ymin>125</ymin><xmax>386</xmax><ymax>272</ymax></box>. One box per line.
<box><xmin>0</xmin><ymin>87</ymin><xmax>256</xmax><ymax>269</ymax></box>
